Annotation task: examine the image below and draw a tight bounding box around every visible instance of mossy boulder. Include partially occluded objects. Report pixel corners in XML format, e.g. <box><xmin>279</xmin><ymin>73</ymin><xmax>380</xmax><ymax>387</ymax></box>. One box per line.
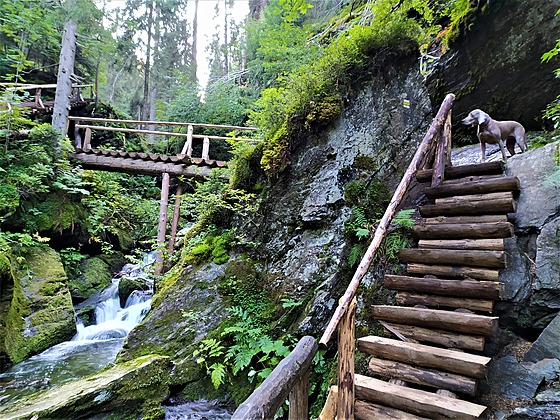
<box><xmin>0</xmin><ymin>251</ymin><xmax>15</xmax><ymax>369</ymax></box>
<box><xmin>0</xmin><ymin>354</ymin><xmax>174</xmax><ymax>420</ymax></box>
<box><xmin>4</xmin><ymin>246</ymin><xmax>76</xmax><ymax>363</ymax></box>
<box><xmin>68</xmin><ymin>256</ymin><xmax>112</xmax><ymax>302</ymax></box>
<box><xmin>118</xmin><ymin>276</ymin><xmax>147</xmax><ymax>308</ymax></box>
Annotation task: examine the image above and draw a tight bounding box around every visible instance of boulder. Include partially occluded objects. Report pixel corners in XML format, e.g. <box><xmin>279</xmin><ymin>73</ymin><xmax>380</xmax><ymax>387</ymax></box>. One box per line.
<box><xmin>68</xmin><ymin>256</ymin><xmax>112</xmax><ymax>302</ymax></box>
<box><xmin>524</xmin><ymin>313</ymin><xmax>560</xmax><ymax>363</ymax></box>
<box><xmin>4</xmin><ymin>246</ymin><xmax>76</xmax><ymax>363</ymax></box>
<box><xmin>532</xmin><ymin>216</ymin><xmax>560</xmax><ymax>310</ymax></box>
<box><xmin>0</xmin><ymin>355</ymin><xmax>173</xmax><ymax>420</ymax></box>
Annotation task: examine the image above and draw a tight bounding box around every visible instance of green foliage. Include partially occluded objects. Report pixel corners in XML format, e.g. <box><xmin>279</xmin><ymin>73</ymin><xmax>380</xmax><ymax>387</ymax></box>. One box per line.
<box><xmin>542</xmin><ymin>10</ymin><xmax>560</xmax><ymax>133</ymax></box>
<box><xmin>59</xmin><ymin>247</ymin><xmax>86</xmax><ymax>279</ymax></box>
<box><xmin>393</xmin><ymin>209</ymin><xmax>416</xmax><ymax>228</ymax></box>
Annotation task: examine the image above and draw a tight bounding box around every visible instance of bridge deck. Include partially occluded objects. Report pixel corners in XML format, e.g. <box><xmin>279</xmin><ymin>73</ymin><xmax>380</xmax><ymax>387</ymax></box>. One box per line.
<box><xmin>73</xmin><ymin>148</ymin><xmax>227</xmax><ymax>177</ymax></box>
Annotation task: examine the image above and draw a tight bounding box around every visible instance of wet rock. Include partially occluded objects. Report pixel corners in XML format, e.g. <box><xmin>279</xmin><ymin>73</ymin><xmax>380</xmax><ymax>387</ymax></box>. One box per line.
<box><xmin>483</xmin><ymin>355</ymin><xmax>548</xmax><ymax>399</ymax></box>
<box><xmin>0</xmin><ymin>354</ymin><xmax>173</xmax><ymax>420</ymax></box>
<box><xmin>118</xmin><ymin>276</ymin><xmax>147</xmax><ymax>308</ymax></box>
<box><xmin>508</xmin><ymin>405</ymin><xmax>560</xmax><ymax>420</ymax></box>
<box><xmin>3</xmin><ymin>246</ymin><xmax>76</xmax><ymax>364</ymax></box>
<box><xmin>532</xmin><ymin>216</ymin><xmax>560</xmax><ymax>309</ymax></box>
<box><xmin>68</xmin><ymin>256</ymin><xmax>112</xmax><ymax>302</ymax></box>
<box><xmin>524</xmin><ymin>313</ymin><xmax>560</xmax><ymax>363</ymax></box>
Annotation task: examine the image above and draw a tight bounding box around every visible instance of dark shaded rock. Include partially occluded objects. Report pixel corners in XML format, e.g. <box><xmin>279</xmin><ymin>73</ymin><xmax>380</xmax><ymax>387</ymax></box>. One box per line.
<box><xmin>68</xmin><ymin>256</ymin><xmax>112</xmax><ymax>302</ymax></box>
<box><xmin>532</xmin><ymin>216</ymin><xmax>560</xmax><ymax>310</ymax></box>
<box><xmin>524</xmin><ymin>313</ymin><xmax>560</xmax><ymax>362</ymax></box>
<box><xmin>428</xmin><ymin>0</ymin><xmax>560</xmax><ymax>131</ymax></box>
<box><xmin>500</xmin><ymin>237</ymin><xmax>532</xmax><ymax>302</ymax></box>
<box><xmin>482</xmin><ymin>355</ymin><xmax>547</xmax><ymax>399</ymax></box>
<box><xmin>118</xmin><ymin>276</ymin><xmax>147</xmax><ymax>308</ymax></box>
<box><xmin>508</xmin><ymin>405</ymin><xmax>560</xmax><ymax>420</ymax></box>
<box><xmin>536</xmin><ymin>389</ymin><xmax>560</xmax><ymax>403</ymax></box>
<box><xmin>4</xmin><ymin>247</ymin><xmax>76</xmax><ymax>363</ymax></box>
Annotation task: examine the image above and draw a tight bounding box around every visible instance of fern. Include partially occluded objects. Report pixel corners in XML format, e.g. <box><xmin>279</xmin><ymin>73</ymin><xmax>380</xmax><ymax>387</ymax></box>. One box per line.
<box><xmin>393</xmin><ymin>209</ymin><xmax>416</xmax><ymax>228</ymax></box>
<box><xmin>348</xmin><ymin>244</ymin><xmax>364</xmax><ymax>267</ymax></box>
<box><xmin>209</xmin><ymin>363</ymin><xmax>227</xmax><ymax>389</ymax></box>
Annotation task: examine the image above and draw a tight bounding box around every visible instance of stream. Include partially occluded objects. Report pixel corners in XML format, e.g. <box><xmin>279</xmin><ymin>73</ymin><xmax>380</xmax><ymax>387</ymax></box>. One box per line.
<box><xmin>0</xmin><ymin>254</ymin><xmax>233</xmax><ymax>418</ymax></box>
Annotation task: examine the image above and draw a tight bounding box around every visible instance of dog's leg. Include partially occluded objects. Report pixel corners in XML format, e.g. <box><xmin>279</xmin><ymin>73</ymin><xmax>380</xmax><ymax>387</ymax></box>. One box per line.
<box><xmin>480</xmin><ymin>141</ymin><xmax>486</xmax><ymax>162</ymax></box>
<box><xmin>506</xmin><ymin>137</ymin><xmax>516</xmax><ymax>156</ymax></box>
<box><xmin>498</xmin><ymin>140</ymin><xmax>508</xmax><ymax>162</ymax></box>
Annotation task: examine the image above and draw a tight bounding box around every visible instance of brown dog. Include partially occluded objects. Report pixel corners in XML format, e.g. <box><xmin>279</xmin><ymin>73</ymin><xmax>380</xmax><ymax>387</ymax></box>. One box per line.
<box><xmin>461</xmin><ymin>109</ymin><xmax>527</xmax><ymax>162</ymax></box>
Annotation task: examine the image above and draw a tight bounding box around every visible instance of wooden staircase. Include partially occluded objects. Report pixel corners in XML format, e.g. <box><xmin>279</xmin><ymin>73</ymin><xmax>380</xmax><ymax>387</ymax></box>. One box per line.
<box><xmin>354</xmin><ymin>161</ymin><xmax>518</xmax><ymax>419</ymax></box>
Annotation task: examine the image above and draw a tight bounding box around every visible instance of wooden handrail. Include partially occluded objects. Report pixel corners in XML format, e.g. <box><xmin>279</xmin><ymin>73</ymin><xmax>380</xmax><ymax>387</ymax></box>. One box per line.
<box><xmin>319</xmin><ymin>92</ymin><xmax>455</xmax><ymax>346</ymax></box>
<box><xmin>68</xmin><ymin>116</ymin><xmax>257</xmax><ymax>131</ymax></box>
<box><xmin>231</xmin><ymin>336</ymin><xmax>318</xmax><ymax>420</ymax></box>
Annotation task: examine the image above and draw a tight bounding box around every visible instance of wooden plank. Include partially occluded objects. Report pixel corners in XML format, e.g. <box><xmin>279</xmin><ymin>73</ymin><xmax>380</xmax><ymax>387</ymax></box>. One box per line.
<box><xmin>418</xmin><ymin>238</ymin><xmax>504</xmax><ymax>250</ymax></box>
<box><xmin>318</xmin><ymin>386</ymin><xmax>337</xmax><ymax>420</ymax></box>
<box><xmin>425</xmin><ymin>176</ymin><xmax>519</xmax><ymax>199</ymax></box>
<box><xmin>367</xmin><ymin>357</ymin><xmax>477</xmax><ymax>396</ymax></box>
<box><xmin>372</xmin><ymin>305</ymin><xmax>498</xmax><ymax>336</ymax></box>
<box><xmin>319</xmin><ymin>93</ymin><xmax>456</xmax><ymax>346</ymax></box>
<box><xmin>382</xmin><ymin>322</ymin><xmax>486</xmax><ymax>352</ymax></box>
<box><xmin>355</xmin><ymin>400</ymin><xmax>429</xmax><ymax>420</ymax></box>
<box><xmin>338</xmin><ymin>298</ymin><xmax>357</xmax><ymax>420</ymax></box>
<box><xmin>355</xmin><ymin>375</ymin><xmax>487</xmax><ymax>419</ymax></box>
<box><xmin>406</xmin><ymin>263</ymin><xmax>500</xmax><ymax>281</ymax></box>
<box><xmin>419</xmin><ymin>198</ymin><xmax>516</xmax><ymax>217</ymax></box>
<box><xmin>232</xmin><ymin>336</ymin><xmax>318</xmax><ymax>420</ymax></box>
<box><xmin>357</xmin><ymin>337</ymin><xmax>491</xmax><ymax>378</ymax></box>
<box><xmin>416</xmin><ymin>161</ymin><xmax>504</xmax><ymax>182</ymax></box>
<box><xmin>384</xmin><ymin>275</ymin><xmax>502</xmax><ymax>299</ymax></box>
<box><xmin>412</xmin><ymin>222</ymin><xmax>513</xmax><ymax>239</ymax></box>
<box><xmin>423</xmin><ymin>215</ymin><xmax>508</xmax><ymax>225</ymax></box>
<box><xmin>435</xmin><ymin>191</ymin><xmax>513</xmax><ymax>205</ymax></box>
<box><xmin>398</xmin><ymin>248</ymin><xmax>506</xmax><ymax>268</ymax></box>
<box><xmin>395</xmin><ymin>292</ymin><xmax>494</xmax><ymax>312</ymax></box>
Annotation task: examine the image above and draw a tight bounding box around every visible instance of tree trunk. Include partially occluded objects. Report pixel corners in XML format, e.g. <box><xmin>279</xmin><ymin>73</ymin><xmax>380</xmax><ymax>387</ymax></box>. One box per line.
<box><xmin>223</xmin><ymin>0</ymin><xmax>229</xmax><ymax>75</ymax></box>
<box><xmin>191</xmin><ymin>0</ymin><xmax>199</xmax><ymax>83</ymax></box>
<box><xmin>148</xmin><ymin>87</ymin><xmax>157</xmax><ymax>144</ymax></box>
<box><xmin>142</xmin><ymin>0</ymin><xmax>154</xmax><ymax>123</ymax></box>
<box><xmin>52</xmin><ymin>20</ymin><xmax>78</xmax><ymax>149</ymax></box>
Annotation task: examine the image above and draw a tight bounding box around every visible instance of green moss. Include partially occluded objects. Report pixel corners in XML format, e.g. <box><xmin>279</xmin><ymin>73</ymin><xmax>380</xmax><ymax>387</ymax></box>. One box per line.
<box><xmin>353</xmin><ymin>155</ymin><xmax>377</xmax><ymax>171</ymax></box>
<box><xmin>230</xmin><ymin>142</ymin><xmax>266</xmax><ymax>191</ymax></box>
<box><xmin>68</xmin><ymin>256</ymin><xmax>111</xmax><ymax>301</ymax></box>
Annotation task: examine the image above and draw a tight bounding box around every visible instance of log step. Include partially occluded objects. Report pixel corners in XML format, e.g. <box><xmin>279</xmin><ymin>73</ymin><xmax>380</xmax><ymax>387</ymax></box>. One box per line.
<box><xmin>419</xmin><ymin>198</ymin><xmax>516</xmax><ymax>217</ymax></box>
<box><xmin>418</xmin><ymin>238</ymin><xmax>504</xmax><ymax>250</ymax></box>
<box><xmin>384</xmin><ymin>275</ymin><xmax>502</xmax><ymax>300</ymax></box>
<box><xmin>441</xmin><ymin>174</ymin><xmax>504</xmax><ymax>186</ymax></box>
<box><xmin>435</xmin><ymin>191</ymin><xmax>512</xmax><ymax>205</ymax></box>
<box><xmin>398</xmin><ymin>248</ymin><xmax>506</xmax><ymax>269</ymax></box>
<box><xmin>423</xmin><ymin>215</ymin><xmax>508</xmax><ymax>225</ymax></box>
<box><xmin>372</xmin><ymin>305</ymin><xmax>498</xmax><ymax>336</ymax></box>
<box><xmin>355</xmin><ymin>400</ymin><xmax>429</xmax><ymax>420</ymax></box>
<box><xmin>416</xmin><ymin>161</ymin><xmax>504</xmax><ymax>183</ymax></box>
<box><xmin>406</xmin><ymin>263</ymin><xmax>500</xmax><ymax>281</ymax></box>
<box><xmin>382</xmin><ymin>322</ymin><xmax>486</xmax><ymax>351</ymax></box>
<box><xmin>424</xmin><ymin>176</ymin><xmax>519</xmax><ymax>199</ymax></box>
<box><xmin>357</xmin><ymin>336</ymin><xmax>491</xmax><ymax>378</ymax></box>
<box><xmin>412</xmin><ymin>222</ymin><xmax>513</xmax><ymax>239</ymax></box>
<box><xmin>367</xmin><ymin>356</ymin><xmax>478</xmax><ymax>396</ymax></box>
<box><xmin>355</xmin><ymin>375</ymin><xmax>487</xmax><ymax>419</ymax></box>
<box><xmin>395</xmin><ymin>291</ymin><xmax>494</xmax><ymax>313</ymax></box>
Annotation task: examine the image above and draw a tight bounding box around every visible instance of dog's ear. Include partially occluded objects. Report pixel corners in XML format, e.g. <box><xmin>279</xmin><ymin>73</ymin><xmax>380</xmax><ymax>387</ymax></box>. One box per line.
<box><xmin>477</xmin><ymin>112</ymin><xmax>489</xmax><ymax>125</ymax></box>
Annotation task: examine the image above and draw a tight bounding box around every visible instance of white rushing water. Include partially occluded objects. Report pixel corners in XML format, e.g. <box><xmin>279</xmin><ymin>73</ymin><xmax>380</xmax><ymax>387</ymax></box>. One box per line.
<box><xmin>0</xmin><ymin>254</ymin><xmax>154</xmax><ymax>406</ymax></box>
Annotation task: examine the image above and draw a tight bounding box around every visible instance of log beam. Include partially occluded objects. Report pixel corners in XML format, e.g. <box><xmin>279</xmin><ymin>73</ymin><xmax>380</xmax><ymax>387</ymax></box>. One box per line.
<box><xmin>419</xmin><ymin>198</ymin><xmax>516</xmax><ymax>217</ymax></box>
<box><xmin>406</xmin><ymin>264</ymin><xmax>500</xmax><ymax>281</ymax></box>
<box><xmin>418</xmin><ymin>238</ymin><xmax>504</xmax><ymax>250</ymax></box>
<box><xmin>423</xmin><ymin>215</ymin><xmax>508</xmax><ymax>225</ymax></box>
<box><xmin>384</xmin><ymin>275</ymin><xmax>502</xmax><ymax>299</ymax></box>
<box><xmin>395</xmin><ymin>291</ymin><xmax>494</xmax><ymax>312</ymax></box>
<box><xmin>412</xmin><ymin>222</ymin><xmax>513</xmax><ymax>239</ymax></box>
<box><xmin>416</xmin><ymin>161</ymin><xmax>503</xmax><ymax>183</ymax></box>
<box><xmin>425</xmin><ymin>177</ymin><xmax>519</xmax><ymax>199</ymax></box>
<box><xmin>398</xmin><ymin>248</ymin><xmax>506</xmax><ymax>268</ymax></box>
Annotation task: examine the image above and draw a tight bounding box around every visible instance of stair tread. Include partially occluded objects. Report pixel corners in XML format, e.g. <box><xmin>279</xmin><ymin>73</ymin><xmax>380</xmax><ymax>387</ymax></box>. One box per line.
<box><xmin>357</xmin><ymin>336</ymin><xmax>491</xmax><ymax>378</ymax></box>
<box><xmin>384</xmin><ymin>274</ymin><xmax>502</xmax><ymax>299</ymax></box>
<box><xmin>395</xmin><ymin>291</ymin><xmax>494</xmax><ymax>312</ymax></box>
<box><xmin>416</xmin><ymin>161</ymin><xmax>504</xmax><ymax>182</ymax></box>
<box><xmin>398</xmin><ymin>248</ymin><xmax>506</xmax><ymax>269</ymax></box>
<box><xmin>417</xmin><ymin>238</ymin><xmax>504</xmax><ymax>250</ymax></box>
<box><xmin>355</xmin><ymin>399</ymin><xmax>430</xmax><ymax>420</ymax></box>
<box><xmin>425</xmin><ymin>176</ymin><xmax>519</xmax><ymax>199</ymax></box>
<box><xmin>412</xmin><ymin>222</ymin><xmax>513</xmax><ymax>240</ymax></box>
<box><xmin>419</xmin><ymin>198</ymin><xmax>516</xmax><ymax>217</ymax></box>
<box><xmin>435</xmin><ymin>191</ymin><xmax>513</xmax><ymax>205</ymax></box>
<box><xmin>372</xmin><ymin>305</ymin><xmax>498</xmax><ymax>336</ymax></box>
<box><xmin>355</xmin><ymin>374</ymin><xmax>487</xmax><ymax>419</ymax></box>
<box><xmin>406</xmin><ymin>263</ymin><xmax>500</xmax><ymax>281</ymax></box>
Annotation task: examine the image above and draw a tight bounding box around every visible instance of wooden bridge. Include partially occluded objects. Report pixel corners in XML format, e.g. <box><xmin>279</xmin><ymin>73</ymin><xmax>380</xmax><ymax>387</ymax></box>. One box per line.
<box><xmin>233</xmin><ymin>93</ymin><xmax>520</xmax><ymax>419</ymax></box>
<box><xmin>67</xmin><ymin>116</ymin><xmax>258</xmax><ymax>276</ymax></box>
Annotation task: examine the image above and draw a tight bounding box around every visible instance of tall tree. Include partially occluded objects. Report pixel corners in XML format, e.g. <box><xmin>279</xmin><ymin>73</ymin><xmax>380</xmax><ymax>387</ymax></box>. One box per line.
<box><xmin>191</xmin><ymin>0</ymin><xmax>199</xmax><ymax>83</ymax></box>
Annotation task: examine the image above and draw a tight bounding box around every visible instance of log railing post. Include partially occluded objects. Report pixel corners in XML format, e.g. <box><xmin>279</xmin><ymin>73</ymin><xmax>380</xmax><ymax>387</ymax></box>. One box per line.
<box><xmin>84</xmin><ymin>127</ymin><xmax>92</xmax><ymax>150</ymax></box>
<box><xmin>155</xmin><ymin>172</ymin><xmax>170</xmax><ymax>278</ymax></box>
<box><xmin>288</xmin><ymin>369</ymin><xmax>310</xmax><ymax>420</ymax></box>
<box><xmin>202</xmin><ymin>136</ymin><xmax>210</xmax><ymax>160</ymax></box>
<box><xmin>180</xmin><ymin>124</ymin><xmax>193</xmax><ymax>156</ymax></box>
<box><xmin>337</xmin><ymin>297</ymin><xmax>357</xmax><ymax>420</ymax></box>
<box><xmin>167</xmin><ymin>183</ymin><xmax>183</xmax><ymax>255</ymax></box>
<box><xmin>432</xmin><ymin>110</ymin><xmax>452</xmax><ymax>187</ymax></box>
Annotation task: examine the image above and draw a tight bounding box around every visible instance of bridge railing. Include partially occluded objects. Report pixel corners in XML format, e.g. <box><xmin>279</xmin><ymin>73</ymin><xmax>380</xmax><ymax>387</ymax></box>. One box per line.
<box><xmin>232</xmin><ymin>93</ymin><xmax>455</xmax><ymax>419</ymax></box>
<box><xmin>67</xmin><ymin>116</ymin><xmax>258</xmax><ymax>161</ymax></box>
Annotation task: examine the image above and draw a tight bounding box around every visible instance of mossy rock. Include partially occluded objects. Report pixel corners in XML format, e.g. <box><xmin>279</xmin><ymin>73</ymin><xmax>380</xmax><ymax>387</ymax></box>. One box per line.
<box><xmin>0</xmin><ymin>355</ymin><xmax>174</xmax><ymax>419</ymax></box>
<box><xmin>118</xmin><ymin>276</ymin><xmax>147</xmax><ymax>308</ymax></box>
<box><xmin>4</xmin><ymin>246</ymin><xmax>76</xmax><ymax>363</ymax></box>
<box><xmin>68</xmin><ymin>256</ymin><xmax>112</xmax><ymax>302</ymax></box>
<box><xmin>0</xmin><ymin>251</ymin><xmax>15</xmax><ymax>370</ymax></box>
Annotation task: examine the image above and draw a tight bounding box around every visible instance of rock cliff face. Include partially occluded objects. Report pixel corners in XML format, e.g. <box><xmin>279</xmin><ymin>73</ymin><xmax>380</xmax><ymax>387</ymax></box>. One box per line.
<box><xmin>428</xmin><ymin>0</ymin><xmax>560</xmax><ymax>131</ymax></box>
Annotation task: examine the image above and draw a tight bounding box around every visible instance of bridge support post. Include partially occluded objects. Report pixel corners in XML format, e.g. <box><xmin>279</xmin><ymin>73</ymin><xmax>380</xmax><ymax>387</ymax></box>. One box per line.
<box><xmin>337</xmin><ymin>297</ymin><xmax>357</xmax><ymax>420</ymax></box>
<box><xmin>202</xmin><ymin>136</ymin><xmax>210</xmax><ymax>160</ymax></box>
<box><xmin>155</xmin><ymin>172</ymin><xmax>170</xmax><ymax>278</ymax></box>
<box><xmin>167</xmin><ymin>182</ymin><xmax>183</xmax><ymax>255</ymax></box>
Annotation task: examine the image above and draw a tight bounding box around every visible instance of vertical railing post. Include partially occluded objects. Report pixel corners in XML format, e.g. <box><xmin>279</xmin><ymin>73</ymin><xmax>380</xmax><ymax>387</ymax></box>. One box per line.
<box><xmin>180</xmin><ymin>124</ymin><xmax>193</xmax><ymax>156</ymax></box>
<box><xmin>84</xmin><ymin>127</ymin><xmax>92</xmax><ymax>150</ymax></box>
<box><xmin>202</xmin><ymin>136</ymin><xmax>210</xmax><ymax>160</ymax></box>
<box><xmin>337</xmin><ymin>297</ymin><xmax>357</xmax><ymax>420</ymax></box>
<box><xmin>155</xmin><ymin>172</ymin><xmax>170</xmax><ymax>279</ymax></box>
<box><xmin>167</xmin><ymin>183</ymin><xmax>183</xmax><ymax>255</ymax></box>
<box><xmin>288</xmin><ymin>369</ymin><xmax>309</xmax><ymax>420</ymax></box>
<box><xmin>432</xmin><ymin>109</ymin><xmax>452</xmax><ymax>187</ymax></box>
